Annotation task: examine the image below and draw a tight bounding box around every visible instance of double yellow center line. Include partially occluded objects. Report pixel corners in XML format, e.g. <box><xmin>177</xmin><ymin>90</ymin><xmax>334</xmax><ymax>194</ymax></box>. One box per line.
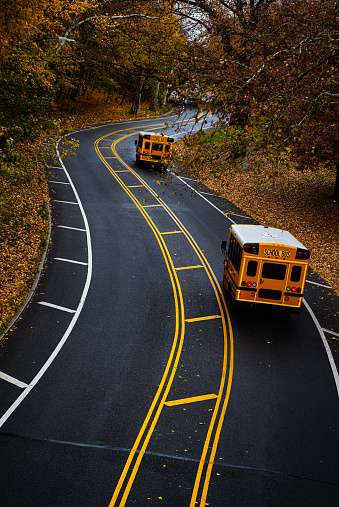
<box><xmin>94</xmin><ymin>124</ymin><xmax>234</xmax><ymax>507</ymax></box>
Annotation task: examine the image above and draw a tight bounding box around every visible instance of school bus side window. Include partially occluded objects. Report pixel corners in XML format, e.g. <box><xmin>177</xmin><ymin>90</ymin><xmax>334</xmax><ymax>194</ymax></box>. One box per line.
<box><xmin>228</xmin><ymin>236</ymin><xmax>242</xmax><ymax>273</ymax></box>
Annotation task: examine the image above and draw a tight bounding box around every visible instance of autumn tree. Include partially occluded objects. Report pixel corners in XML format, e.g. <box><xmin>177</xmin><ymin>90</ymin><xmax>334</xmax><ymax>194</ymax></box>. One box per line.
<box><xmin>0</xmin><ymin>0</ymin><xmax>61</xmax><ymax>144</ymax></box>
<box><xmin>33</xmin><ymin>0</ymin><xmax>184</xmax><ymax>112</ymax></box>
<box><xmin>169</xmin><ymin>0</ymin><xmax>339</xmax><ymax>196</ymax></box>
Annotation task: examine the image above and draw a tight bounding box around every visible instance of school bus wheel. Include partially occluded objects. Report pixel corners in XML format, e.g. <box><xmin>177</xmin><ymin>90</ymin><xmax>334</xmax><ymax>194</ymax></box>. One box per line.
<box><xmin>226</xmin><ymin>283</ymin><xmax>235</xmax><ymax>308</ymax></box>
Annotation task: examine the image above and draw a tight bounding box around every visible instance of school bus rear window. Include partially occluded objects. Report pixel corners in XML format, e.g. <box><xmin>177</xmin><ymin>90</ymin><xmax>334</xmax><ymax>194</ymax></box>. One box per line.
<box><xmin>262</xmin><ymin>262</ymin><xmax>286</xmax><ymax>280</ymax></box>
<box><xmin>152</xmin><ymin>143</ymin><xmax>163</xmax><ymax>151</ymax></box>
<box><xmin>246</xmin><ymin>260</ymin><xmax>258</xmax><ymax>277</ymax></box>
<box><xmin>291</xmin><ymin>265</ymin><xmax>302</xmax><ymax>282</ymax></box>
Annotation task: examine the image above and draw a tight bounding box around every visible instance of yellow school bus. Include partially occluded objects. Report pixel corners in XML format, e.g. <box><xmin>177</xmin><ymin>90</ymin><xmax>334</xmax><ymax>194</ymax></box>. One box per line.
<box><xmin>221</xmin><ymin>224</ymin><xmax>310</xmax><ymax>313</ymax></box>
<box><xmin>135</xmin><ymin>131</ymin><xmax>174</xmax><ymax>167</ymax></box>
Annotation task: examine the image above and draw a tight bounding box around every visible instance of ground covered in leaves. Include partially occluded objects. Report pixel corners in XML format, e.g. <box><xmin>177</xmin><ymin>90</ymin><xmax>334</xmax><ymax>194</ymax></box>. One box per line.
<box><xmin>0</xmin><ymin>141</ymin><xmax>50</xmax><ymax>334</ymax></box>
<box><xmin>174</xmin><ymin>140</ymin><xmax>339</xmax><ymax>295</ymax></box>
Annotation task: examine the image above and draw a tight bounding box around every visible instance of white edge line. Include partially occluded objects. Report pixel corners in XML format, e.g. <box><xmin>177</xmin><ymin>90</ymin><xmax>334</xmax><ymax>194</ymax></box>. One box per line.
<box><xmin>173</xmin><ymin>174</ymin><xmax>236</xmax><ymax>224</ymax></box>
<box><xmin>54</xmin><ymin>257</ymin><xmax>88</xmax><ymax>266</ymax></box>
<box><xmin>303</xmin><ymin>299</ymin><xmax>339</xmax><ymax>398</ymax></box>
<box><xmin>306</xmin><ymin>279</ymin><xmax>332</xmax><ymax>289</ymax></box>
<box><xmin>37</xmin><ymin>302</ymin><xmax>76</xmax><ymax>313</ymax></box>
<box><xmin>0</xmin><ymin>141</ymin><xmax>93</xmax><ymax>428</ymax></box>
<box><xmin>0</xmin><ymin>372</ymin><xmax>29</xmax><ymax>389</ymax></box>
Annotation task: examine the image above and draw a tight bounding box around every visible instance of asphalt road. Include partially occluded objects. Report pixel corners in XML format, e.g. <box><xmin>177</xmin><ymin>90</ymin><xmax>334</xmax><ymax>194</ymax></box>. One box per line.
<box><xmin>0</xmin><ymin>111</ymin><xmax>338</xmax><ymax>506</ymax></box>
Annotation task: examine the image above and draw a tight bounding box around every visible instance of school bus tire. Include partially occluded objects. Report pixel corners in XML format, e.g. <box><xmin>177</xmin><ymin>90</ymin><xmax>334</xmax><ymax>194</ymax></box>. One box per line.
<box><xmin>226</xmin><ymin>282</ymin><xmax>235</xmax><ymax>308</ymax></box>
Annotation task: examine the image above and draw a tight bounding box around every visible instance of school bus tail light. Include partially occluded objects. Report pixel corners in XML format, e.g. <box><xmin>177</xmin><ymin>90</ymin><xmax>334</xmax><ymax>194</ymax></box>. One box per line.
<box><xmin>243</xmin><ymin>243</ymin><xmax>259</xmax><ymax>254</ymax></box>
<box><xmin>241</xmin><ymin>281</ymin><xmax>254</xmax><ymax>287</ymax></box>
<box><xmin>296</xmin><ymin>248</ymin><xmax>310</xmax><ymax>259</ymax></box>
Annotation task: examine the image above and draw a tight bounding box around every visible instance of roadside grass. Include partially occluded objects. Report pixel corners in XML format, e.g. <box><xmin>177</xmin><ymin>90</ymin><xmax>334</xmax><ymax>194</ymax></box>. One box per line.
<box><xmin>174</xmin><ymin>138</ymin><xmax>339</xmax><ymax>296</ymax></box>
<box><xmin>0</xmin><ymin>93</ymin><xmax>171</xmax><ymax>336</ymax></box>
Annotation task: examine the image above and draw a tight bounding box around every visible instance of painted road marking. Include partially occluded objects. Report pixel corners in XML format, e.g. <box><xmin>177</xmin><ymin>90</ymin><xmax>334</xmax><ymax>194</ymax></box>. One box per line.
<box><xmin>165</xmin><ymin>394</ymin><xmax>218</xmax><ymax>407</ymax></box>
<box><xmin>306</xmin><ymin>279</ymin><xmax>332</xmax><ymax>289</ymax></box>
<box><xmin>57</xmin><ymin>225</ymin><xmax>86</xmax><ymax>232</ymax></box>
<box><xmin>54</xmin><ymin>257</ymin><xmax>88</xmax><ymax>266</ymax></box>
<box><xmin>0</xmin><ymin>372</ymin><xmax>29</xmax><ymax>389</ymax></box>
<box><xmin>185</xmin><ymin>315</ymin><xmax>222</xmax><ymax>323</ymax></box>
<box><xmin>53</xmin><ymin>200</ymin><xmax>78</xmax><ymax>205</ymax></box>
<box><xmin>48</xmin><ymin>181</ymin><xmax>70</xmax><ymax>185</ymax></box>
<box><xmin>175</xmin><ymin>265</ymin><xmax>203</xmax><ymax>270</ymax></box>
<box><xmin>0</xmin><ymin>138</ymin><xmax>93</xmax><ymax>429</ymax></box>
<box><xmin>37</xmin><ymin>302</ymin><xmax>76</xmax><ymax>313</ymax></box>
<box><xmin>179</xmin><ymin>176</ymin><xmax>199</xmax><ymax>182</ymax></box>
<box><xmin>127</xmin><ymin>185</ymin><xmax>144</xmax><ymax>188</ymax></box>
<box><xmin>173</xmin><ymin>173</ymin><xmax>236</xmax><ymax>225</ymax></box>
<box><xmin>303</xmin><ymin>299</ymin><xmax>339</xmax><ymax>397</ymax></box>
<box><xmin>142</xmin><ymin>204</ymin><xmax>162</xmax><ymax>207</ymax></box>
<box><xmin>95</xmin><ymin>124</ymin><xmax>233</xmax><ymax>507</ymax></box>
<box><xmin>161</xmin><ymin>230</ymin><xmax>183</xmax><ymax>235</ymax></box>
<box><xmin>323</xmin><ymin>328</ymin><xmax>339</xmax><ymax>338</ymax></box>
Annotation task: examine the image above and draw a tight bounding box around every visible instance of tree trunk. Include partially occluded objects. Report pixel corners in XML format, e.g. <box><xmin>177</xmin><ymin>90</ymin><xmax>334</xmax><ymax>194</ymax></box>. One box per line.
<box><xmin>333</xmin><ymin>162</ymin><xmax>339</xmax><ymax>198</ymax></box>
<box><xmin>120</xmin><ymin>89</ymin><xmax>127</xmax><ymax>106</ymax></box>
<box><xmin>130</xmin><ymin>77</ymin><xmax>144</xmax><ymax>115</ymax></box>
<box><xmin>160</xmin><ymin>85</ymin><xmax>169</xmax><ymax>108</ymax></box>
<box><xmin>149</xmin><ymin>81</ymin><xmax>160</xmax><ymax>112</ymax></box>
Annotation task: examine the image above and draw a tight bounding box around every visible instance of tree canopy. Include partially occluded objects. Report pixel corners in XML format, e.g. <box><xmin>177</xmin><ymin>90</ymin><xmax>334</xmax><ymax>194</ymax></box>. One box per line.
<box><xmin>171</xmin><ymin>0</ymin><xmax>339</xmax><ymax>195</ymax></box>
<box><xmin>0</xmin><ymin>0</ymin><xmax>185</xmax><ymax>143</ymax></box>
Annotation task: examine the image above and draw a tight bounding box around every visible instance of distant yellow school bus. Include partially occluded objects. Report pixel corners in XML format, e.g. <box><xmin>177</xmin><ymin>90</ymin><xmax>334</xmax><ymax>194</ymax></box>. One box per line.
<box><xmin>221</xmin><ymin>224</ymin><xmax>310</xmax><ymax>313</ymax></box>
<box><xmin>135</xmin><ymin>131</ymin><xmax>174</xmax><ymax>167</ymax></box>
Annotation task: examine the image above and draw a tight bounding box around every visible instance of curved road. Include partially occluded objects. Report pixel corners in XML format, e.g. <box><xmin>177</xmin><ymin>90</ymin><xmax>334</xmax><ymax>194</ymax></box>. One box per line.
<box><xmin>0</xmin><ymin>112</ymin><xmax>338</xmax><ymax>506</ymax></box>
